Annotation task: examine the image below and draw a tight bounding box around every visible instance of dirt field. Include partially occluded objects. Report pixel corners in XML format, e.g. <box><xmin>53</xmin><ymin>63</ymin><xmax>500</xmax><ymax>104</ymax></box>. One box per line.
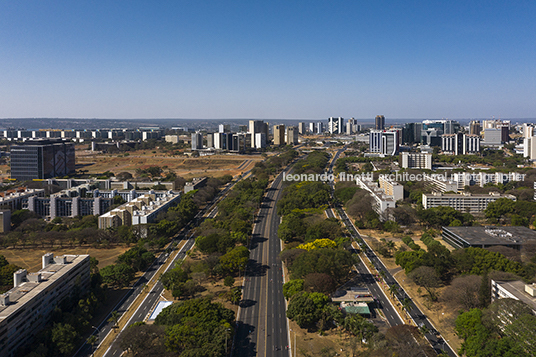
<box><xmin>0</xmin><ymin>245</ymin><xmax>131</xmax><ymax>271</ymax></box>
<box><xmin>76</xmin><ymin>149</ymin><xmax>262</xmax><ymax>180</ymax></box>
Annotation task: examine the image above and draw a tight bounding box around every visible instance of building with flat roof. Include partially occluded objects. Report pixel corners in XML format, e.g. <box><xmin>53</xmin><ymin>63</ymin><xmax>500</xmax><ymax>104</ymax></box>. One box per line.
<box><xmin>355</xmin><ymin>175</ymin><xmax>396</xmax><ymax>220</ymax></box>
<box><xmin>491</xmin><ymin>280</ymin><xmax>536</xmax><ymax>313</ymax></box>
<box><xmin>0</xmin><ymin>188</ymin><xmax>45</xmax><ymax>211</ymax></box>
<box><xmin>184</xmin><ymin>177</ymin><xmax>208</xmax><ymax>193</ymax></box>
<box><xmin>0</xmin><ymin>253</ymin><xmax>90</xmax><ymax>357</ymax></box>
<box><xmin>10</xmin><ymin>140</ymin><xmax>75</xmax><ymax>181</ymax></box>
<box><xmin>98</xmin><ymin>191</ymin><xmax>181</xmax><ymax>229</ymax></box>
<box><xmin>422</xmin><ymin>192</ymin><xmax>516</xmax><ymax>214</ymax></box>
<box><xmin>442</xmin><ymin>226</ymin><xmax>536</xmax><ymax>250</ymax></box>
<box><xmin>400</xmin><ymin>152</ymin><xmax>432</xmax><ymax>170</ymax></box>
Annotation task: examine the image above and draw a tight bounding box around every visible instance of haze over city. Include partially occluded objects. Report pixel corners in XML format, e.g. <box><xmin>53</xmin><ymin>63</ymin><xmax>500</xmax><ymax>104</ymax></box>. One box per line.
<box><xmin>1</xmin><ymin>1</ymin><xmax>535</xmax><ymax>119</ymax></box>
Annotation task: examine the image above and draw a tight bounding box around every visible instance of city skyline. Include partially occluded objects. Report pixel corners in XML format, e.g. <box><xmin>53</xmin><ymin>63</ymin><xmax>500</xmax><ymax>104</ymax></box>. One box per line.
<box><xmin>1</xmin><ymin>1</ymin><xmax>535</xmax><ymax>119</ymax></box>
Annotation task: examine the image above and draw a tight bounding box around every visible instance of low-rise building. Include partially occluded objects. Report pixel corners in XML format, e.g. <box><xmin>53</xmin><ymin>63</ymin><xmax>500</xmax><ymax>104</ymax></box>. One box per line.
<box><xmin>491</xmin><ymin>280</ymin><xmax>536</xmax><ymax>313</ymax></box>
<box><xmin>98</xmin><ymin>191</ymin><xmax>181</xmax><ymax>229</ymax></box>
<box><xmin>0</xmin><ymin>253</ymin><xmax>90</xmax><ymax>357</ymax></box>
<box><xmin>0</xmin><ymin>188</ymin><xmax>45</xmax><ymax>211</ymax></box>
<box><xmin>184</xmin><ymin>177</ymin><xmax>208</xmax><ymax>193</ymax></box>
<box><xmin>442</xmin><ymin>226</ymin><xmax>536</xmax><ymax>250</ymax></box>
<box><xmin>355</xmin><ymin>176</ymin><xmax>396</xmax><ymax>220</ymax></box>
<box><xmin>423</xmin><ymin>192</ymin><xmax>516</xmax><ymax>213</ymax></box>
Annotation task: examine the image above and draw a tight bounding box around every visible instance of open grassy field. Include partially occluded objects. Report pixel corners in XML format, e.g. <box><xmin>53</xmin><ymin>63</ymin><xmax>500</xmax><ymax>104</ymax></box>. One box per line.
<box><xmin>76</xmin><ymin>149</ymin><xmax>262</xmax><ymax>180</ymax></box>
<box><xmin>0</xmin><ymin>245</ymin><xmax>131</xmax><ymax>271</ymax></box>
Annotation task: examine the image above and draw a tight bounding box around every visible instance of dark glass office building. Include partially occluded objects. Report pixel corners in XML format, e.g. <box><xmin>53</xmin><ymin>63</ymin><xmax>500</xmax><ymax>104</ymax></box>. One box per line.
<box><xmin>10</xmin><ymin>140</ymin><xmax>75</xmax><ymax>181</ymax></box>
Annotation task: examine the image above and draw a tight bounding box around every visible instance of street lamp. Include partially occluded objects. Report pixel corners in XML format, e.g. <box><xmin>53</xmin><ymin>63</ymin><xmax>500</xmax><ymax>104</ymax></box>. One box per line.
<box><xmin>90</xmin><ymin>325</ymin><xmax>101</xmax><ymax>355</ymax></box>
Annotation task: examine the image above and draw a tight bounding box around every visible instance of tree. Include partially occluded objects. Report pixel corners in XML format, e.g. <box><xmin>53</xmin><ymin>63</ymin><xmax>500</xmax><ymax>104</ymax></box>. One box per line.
<box><xmin>229</xmin><ymin>286</ymin><xmax>242</xmax><ymax>305</ymax></box>
<box><xmin>219</xmin><ymin>246</ymin><xmax>249</xmax><ymax>275</ymax></box>
<box><xmin>223</xmin><ymin>276</ymin><xmax>235</xmax><ymax>288</ymax></box>
<box><xmin>283</xmin><ymin>279</ymin><xmax>304</xmax><ymax>300</ymax></box>
<box><xmin>101</xmin><ymin>263</ymin><xmax>135</xmax><ymax>288</ymax></box>
<box><xmin>408</xmin><ymin>266</ymin><xmax>440</xmax><ymax>301</ymax></box>
<box><xmin>440</xmin><ymin>275</ymin><xmax>481</xmax><ymax>311</ymax></box>
<box><xmin>118</xmin><ymin>324</ymin><xmax>173</xmax><ymax>357</ymax></box>
<box><xmin>286</xmin><ymin>291</ymin><xmax>329</xmax><ymax>329</ymax></box>
<box><xmin>304</xmin><ymin>273</ymin><xmax>336</xmax><ymax>295</ymax></box>
<box><xmin>401</xmin><ymin>298</ymin><xmax>413</xmax><ymax>318</ymax></box>
<box><xmin>51</xmin><ymin>323</ymin><xmax>77</xmax><ymax>355</ymax></box>
<box><xmin>342</xmin><ymin>314</ymin><xmax>378</xmax><ymax>343</ymax></box>
<box><xmin>388</xmin><ymin>284</ymin><xmax>399</xmax><ymax>298</ymax></box>
<box><xmin>290</xmin><ymin>248</ymin><xmax>354</xmax><ymax>285</ymax></box>
<box><xmin>108</xmin><ymin>310</ymin><xmax>120</xmax><ymax>329</ymax></box>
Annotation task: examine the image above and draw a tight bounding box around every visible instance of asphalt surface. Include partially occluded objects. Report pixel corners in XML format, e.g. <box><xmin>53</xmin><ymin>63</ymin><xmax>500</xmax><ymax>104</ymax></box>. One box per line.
<box><xmin>233</xmin><ymin>168</ymin><xmax>291</xmax><ymax>357</ymax></box>
<box><xmin>327</xmin><ymin>148</ymin><xmax>457</xmax><ymax>357</ymax></box>
<box><xmin>73</xmin><ymin>176</ymin><xmax>243</xmax><ymax>357</ymax></box>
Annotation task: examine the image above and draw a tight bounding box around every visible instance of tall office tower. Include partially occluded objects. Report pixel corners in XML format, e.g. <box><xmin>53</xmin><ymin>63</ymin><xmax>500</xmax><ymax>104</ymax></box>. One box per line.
<box><xmin>248</xmin><ymin>120</ymin><xmax>265</xmax><ymax>148</ymax></box>
<box><xmin>328</xmin><ymin>117</ymin><xmax>344</xmax><ymax>134</ymax></box>
<box><xmin>524</xmin><ymin>137</ymin><xmax>536</xmax><ymax>159</ymax></box>
<box><xmin>381</xmin><ymin>131</ymin><xmax>399</xmax><ymax>156</ymax></box>
<box><xmin>286</xmin><ymin>126</ymin><xmax>299</xmax><ymax>145</ymax></box>
<box><xmin>463</xmin><ymin>134</ymin><xmax>480</xmax><ymax>154</ymax></box>
<box><xmin>469</xmin><ymin>120</ymin><xmax>482</xmax><ymax>135</ymax></box>
<box><xmin>482</xmin><ymin>128</ymin><xmax>502</xmax><ymax>147</ymax></box>
<box><xmin>238</xmin><ymin>125</ymin><xmax>248</xmax><ymax>133</ymax></box>
<box><xmin>298</xmin><ymin>122</ymin><xmax>305</xmax><ymax>135</ymax></box>
<box><xmin>523</xmin><ymin>123</ymin><xmax>534</xmax><ymax>138</ymax></box>
<box><xmin>191</xmin><ymin>132</ymin><xmax>203</xmax><ymax>150</ymax></box>
<box><xmin>443</xmin><ymin>120</ymin><xmax>460</xmax><ymax>134</ymax></box>
<box><xmin>213</xmin><ymin>132</ymin><xmax>225</xmax><ymax>149</ymax></box>
<box><xmin>233</xmin><ymin>134</ymin><xmax>247</xmax><ymax>153</ymax></box>
<box><xmin>403</xmin><ymin>123</ymin><xmax>415</xmax><ymax>144</ymax></box>
<box><xmin>309</xmin><ymin>122</ymin><xmax>315</xmax><ymax>133</ymax></box>
<box><xmin>441</xmin><ymin>133</ymin><xmax>463</xmax><ymax>155</ymax></box>
<box><xmin>369</xmin><ymin>130</ymin><xmax>383</xmax><ymax>153</ymax></box>
<box><xmin>254</xmin><ymin>133</ymin><xmax>266</xmax><ymax>149</ymax></box>
<box><xmin>206</xmin><ymin>133</ymin><xmax>214</xmax><ymax>148</ymax></box>
<box><xmin>225</xmin><ymin>133</ymin><xmax>233</xmax><ymax>151</ymax></box>
<box><xmin>316</xmin><ymin>122</ymin><xmax>324</xmax><ymax>134</ymax></box>
<box><xmin>370</xmin><ymin>130</ymin><xmax>399</xmax><ymax>155</ymax></box>
<box><xmin>375</xmin><ymin>115</ymin><xmax>385</xmax><ymax>130</ymax></box>
<box><xmin>498</xmin><ymin>124</ymin><xmax>510</xmax><ymax>142</ymax></box>
<box><xmin>218</xmin><ymin>124</ymin><xmax>231</xmax><ymax>133</ymax></box>
<box><xmin>414</xmin><ymin>122</ymin><xmax>423</xmax><ymax>144</ymax></box>
<box><xmin>273</xmin><ymin>125</ymin><xmax>285</xmax><ymax>146</ymax></box>
<box><xmin>10</xmin><ymin>140</ymin><xmax>75</xmax><ymax>181</ymax></box>
<box><xmin>346</xmin><ymin>118</ymin><xmax>357</xmax><ymax>134</ymax></box>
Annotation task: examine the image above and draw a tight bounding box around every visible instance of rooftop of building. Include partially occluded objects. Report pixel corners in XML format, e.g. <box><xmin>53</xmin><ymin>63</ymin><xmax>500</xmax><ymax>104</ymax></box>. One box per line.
<box><xmin>0</xmin><ymin>254</ymin><xmax>89</xmax><ymax>320</ymax></box>
<box><xmin>442</xmin><ymin>226</ymin><xmax>536</xmax><ymax>246</ymax></box>
<box><xmin>0</xmin><ymin>188</ymin><xmax>44</xmax><ymax>201</ymax></box>
<box><xmin>425</xmin><ymin>192</ymin><xmax>516</xmax><ymax>198</ymax></box>
<box><xmin>493</xmin><ymin>280</ymin><xmax>536</xmax><ymax>310</ymax></box>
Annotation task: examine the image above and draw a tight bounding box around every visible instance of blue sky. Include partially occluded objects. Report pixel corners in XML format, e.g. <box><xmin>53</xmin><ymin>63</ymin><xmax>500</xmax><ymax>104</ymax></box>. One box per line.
<box><xmin>1</xmin><ymin>1</ymin><xmax>535</xmax><ymax>119</ymax></box>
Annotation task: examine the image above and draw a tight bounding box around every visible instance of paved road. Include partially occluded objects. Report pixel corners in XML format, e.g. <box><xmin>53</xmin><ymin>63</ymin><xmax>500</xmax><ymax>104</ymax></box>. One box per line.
<box><xmin>233</xmin><ymin>168</ymin><xmax>292</xmax><ymax>357</ymax></box>
<box><xmin>327</xmin><ymin>148</ymin><xmax>457</xmax><ymax>356</ymax></box>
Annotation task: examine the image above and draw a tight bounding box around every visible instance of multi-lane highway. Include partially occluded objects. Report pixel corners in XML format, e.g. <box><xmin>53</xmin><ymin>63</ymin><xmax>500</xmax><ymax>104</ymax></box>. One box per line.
<box><xmin>327</xmin><ymin>147</ymin><xmax>457</xmax><ymax>356</ymax></box>
<box><xmin>233</xmin><ymin>168</ymin><xmax>291</xmax><ymax>357</ymax></box>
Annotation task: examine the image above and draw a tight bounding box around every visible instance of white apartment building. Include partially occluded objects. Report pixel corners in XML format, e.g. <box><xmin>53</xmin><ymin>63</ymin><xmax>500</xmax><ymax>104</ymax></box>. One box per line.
<box><xmin>355</xmin><ymin>176</ymin><xmax>396</xmax><ymax>220</ymax></box>
<box><xmin>422</xmin><ymin>192</ymin><xmax>516</xmax><ymax>213</ymax></box>
<box><xmin>0</xmin><ymin>254</ymin><xmax>90</xmax><ymax>357</ymax></box>
<box><xmin>98</xmin><ymin>191</ymin><xmax>181</xmax><ymax>229</ymax></box>
<box><xmin>400</xmin><ymin>152</ymin><xmax>432</xmax><ymax>169</ymax></box>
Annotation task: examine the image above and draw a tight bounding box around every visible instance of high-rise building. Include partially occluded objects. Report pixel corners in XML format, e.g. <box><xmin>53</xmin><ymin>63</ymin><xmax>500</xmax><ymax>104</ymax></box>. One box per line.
<box><xmin>370</xmin><ymin>130</ymin><xmax>399</xmax><ymax>156</ymax></box>
<box><xmin>308</xmin><ymin>123</ymin><xmax>315</xmax><ymax>133</ymax></box>
<box><xmin>254</xmin><ymin>133</ymin><xmax>266</xmax><ymax>149</ymax></box>
<box><xmin>346</xmin><ymin>118</ymin><xmax>357</xmax><ymax>135</ymax></box>
<box><xmin>400</xmin><ymin>152</ymin><xmax>432</xmax><ymax>170</ymax></box>
<box><xmin>298</xmin><ymin>122</ymin><xmax>305</xmax><ymax>135</ymax></box>
<box><xmin>375</xmin><ymin>115</ymin><xmax>385</xmax><ymax>130</ymax></box>
<box><xmin>273</xmin><ymin>125</ymin><xmax>285</xmax><ymax>146</ymax></box>
<box><xmin>10</xmin><ymin>140</ymin><xmax>75</xmax><ymax>181</ymax></box>
<box><xmin>248</xmin><ymin>120</ymin><xmax>266</xmax><ymax>148</ymax></box>
<box><xmin>316</xmin><ymin>122</ymin><xmax>324</xmax><ymax>134</ymax></box>
<box><xmin>191</xmin><ymin>132</ymin><xmax>203</xmax><ymax>150</ymax></box>
<box><xmin>469</xmin><ymin>120</ymin><xmax>482</xmax><ymax>136</ymax></box>
<box><xmin>328</xmin><ymin>117</ymin><xmax>344</xmax><ymax>134</ymax></box>
<box><xmin>286</xmin><ymin>126</ymin><xmax>299</xmax><ymax>145</ymax></box>
<box><xmin>442</xmin><ymin>133</ymin><xmax>480</xmax><ymax>155</ymax></box>
<box><xmin>218</xmin><ymin>124</ymin><xmax>231</xmax><ymax>133</ymax></box>
<box><xmin>482</xmin><ymin>128</ymin><xmax>502</xmax><ymax>147</ymax></box>
<box><xmin>523</xmin><ymin>123</ymin><xmax>534</xmax><ymax>138</ymax></box>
